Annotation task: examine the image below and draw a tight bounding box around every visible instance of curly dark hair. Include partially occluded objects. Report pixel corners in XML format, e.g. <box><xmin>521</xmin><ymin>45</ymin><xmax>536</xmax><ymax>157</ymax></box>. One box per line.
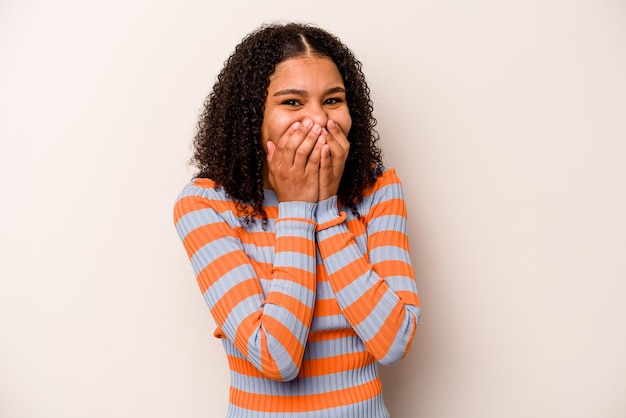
<box><xmin>191</xmin><ymin>22</ymin><xmax>383</xmax><ymax>223</ymax></box>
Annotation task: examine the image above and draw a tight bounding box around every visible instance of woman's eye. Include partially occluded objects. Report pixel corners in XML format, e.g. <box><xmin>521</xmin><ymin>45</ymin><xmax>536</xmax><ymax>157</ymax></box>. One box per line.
<box><xmin>281</xmin><ymin>99</ymin><xmax>302</xmax><ymax>106</ymax></box>
<box><xmin>324</xmin><ymin>97</ymin><xmax>343</xmax><ymax>105</ymax></box>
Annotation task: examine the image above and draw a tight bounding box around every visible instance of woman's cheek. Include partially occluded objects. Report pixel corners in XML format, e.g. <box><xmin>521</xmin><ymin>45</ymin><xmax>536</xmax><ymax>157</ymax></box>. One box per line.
<box><xmin>338</xmin><ymin>114</ymin><xmax>352</xmax><ymax>136</ymax></box>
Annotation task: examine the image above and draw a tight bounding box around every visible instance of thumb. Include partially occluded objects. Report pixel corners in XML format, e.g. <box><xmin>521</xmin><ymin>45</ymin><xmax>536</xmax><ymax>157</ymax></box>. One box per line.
<box><xmin>266</xmin><ymin>141</ymin><xmax>276</xmax><ymax>162</ymax></box>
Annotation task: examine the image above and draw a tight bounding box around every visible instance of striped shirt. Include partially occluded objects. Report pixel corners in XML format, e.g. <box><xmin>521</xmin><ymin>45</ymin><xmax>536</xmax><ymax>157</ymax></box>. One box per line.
<box><xmin>173</xmin><ymin>168</ymin><xmax>421</xmax><ymax>417</ymax></box>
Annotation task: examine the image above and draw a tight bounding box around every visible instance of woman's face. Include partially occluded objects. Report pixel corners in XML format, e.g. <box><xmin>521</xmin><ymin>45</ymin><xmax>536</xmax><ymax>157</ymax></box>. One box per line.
<box><xmin>260</xmin><ymin>56</ymin><xmax>352</xmax><ymax>153</ymax></box>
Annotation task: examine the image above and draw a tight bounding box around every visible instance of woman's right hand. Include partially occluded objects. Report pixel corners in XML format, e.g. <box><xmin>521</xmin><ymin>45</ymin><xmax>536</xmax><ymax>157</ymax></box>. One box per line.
<box><xmin>266</xmin><ymin>119</ymin><xmax>325</xmax><ymax>203</ymax></box>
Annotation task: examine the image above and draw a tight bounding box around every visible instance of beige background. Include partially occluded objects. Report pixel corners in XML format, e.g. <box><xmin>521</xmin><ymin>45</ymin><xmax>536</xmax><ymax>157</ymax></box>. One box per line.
<box><xmin>1</xmin><ymin>0</ymin><xmax>625</xmax><ymax>417</ymax></box>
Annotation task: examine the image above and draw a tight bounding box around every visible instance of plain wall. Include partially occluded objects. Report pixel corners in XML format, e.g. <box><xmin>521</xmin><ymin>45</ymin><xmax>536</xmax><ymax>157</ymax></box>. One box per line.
<box><xmin>1</xmin><ymin>1</ymin><xmax>625</xmax><ymax>417</ymax></box>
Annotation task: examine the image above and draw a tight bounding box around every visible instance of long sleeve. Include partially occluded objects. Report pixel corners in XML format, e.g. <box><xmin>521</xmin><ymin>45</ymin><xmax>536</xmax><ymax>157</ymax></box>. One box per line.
<box><xmin>315</xmin><ymin>169</ymin><xmax>421</xmax><ymax>365</ymax></box>
<box><xmin>173</xmin><ymin>180</ymin><xmax>317</xmax><ymax>381</ymax></box>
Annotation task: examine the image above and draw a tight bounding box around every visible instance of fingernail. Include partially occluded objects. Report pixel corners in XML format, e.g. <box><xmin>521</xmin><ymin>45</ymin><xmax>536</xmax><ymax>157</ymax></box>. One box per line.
<box><xmin>292</xmin><ymin>122</ymin><xmax>301</xmax><ymax>129</ymax></box>
<box><xmin>312</xmin><ymin>124</ymin><xmax>321</xmax><ymax>134</ymax></box>
<box><xmin>303</xmin><ymin>119</ymin><xmax>313</xmax><ymax>128</ymax></box>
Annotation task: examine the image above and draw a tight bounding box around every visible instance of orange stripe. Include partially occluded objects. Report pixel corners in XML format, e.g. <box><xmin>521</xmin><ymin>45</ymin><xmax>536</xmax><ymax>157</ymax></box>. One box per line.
<box><xmin>345</xmin><ymin>217</ymin><xmax>366</xmax><ymax>234</ymax></box>
<box><xmin>318</xmin><ymin>232</ymin><xmax>353</xmax><ymax>257</ymax></box>
<box><xmin>230</xmin><ymin>378</ymin><xmax>382</xmax><ymax>412</ymax></box>
<box><xmin>315</xmin><ymin>263</ymin><xmax>329</xmax><ymax>280</ymax></box>
<box><xmin>372</xmin><ymin>260</ymin><xmax>414</xmax><ymax>281</ymax></box>
<box><xmin>249</xmin><ymin>260</ymin><xmax>271</xmax><ymax>279</ymax></box>
<box><xmin>368</xmin><ymin>229</ymin><xmax>409</xmax><ymax>251</ymax></box>
<box><xmin>313</xmin><ymin>298</ymin><xmax>342</xmax><ymax>317</ymax></box>
<box><xmin>368</xmin><ymin>198</ymin><xmax>406</xmax><ymax>218</ymax></box>
<box><xmin>182</xmin><ymin>221</ymin><xmax>235</xmax><ymax>261</ymax></box>
<box><xmin>173</xmin><ymin>195</ymin><xmax>201</xmax><ymax>224</ymax></box>
<box><xmin>174</xmin><ymin>193</ymin><xmax>233</xmax><ymax>223</ymax></box>
<box><xmin>330</xmin><ymin>258</ymin><xmax>370</xmax><ymax>292</ymax></box>
<box><xmin>196</xmin><ymin>248</ymin><xmax>255</xmax><ymax>293</ymax></box>
<box><xmin>193</xmin><ymin>177</ymin><xmax>217</xmax><ymax>188</ymax></box>
<box><xmin>238</xmin><ymin>230</ymin><xmax>275</xmax><ymax>246</ymax></box>
<box><xmin>264</xmin><ymin>205</ymin><xmax>278</xmax><ymax>218</ymax></box>
<box><xmin>300</xmin><ymin>352</ymin><xmax>374</xmax><ymax>377</ymax></box>
<box><xmin>227</xmin><ymin>354</ymin><xmax>268</xmax><ymax>377</ymax></box>
<box><xmin>308</xmin><ymin>328</ymin><xmax>356</xmax><ymax>342</ymax></box>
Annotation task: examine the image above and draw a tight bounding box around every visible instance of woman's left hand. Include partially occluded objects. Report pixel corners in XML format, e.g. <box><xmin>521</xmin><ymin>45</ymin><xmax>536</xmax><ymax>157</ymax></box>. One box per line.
<box><xmin>319</xmin><ymin>119</ymin><xmax>350</xmax><ymax>201</ymax></box>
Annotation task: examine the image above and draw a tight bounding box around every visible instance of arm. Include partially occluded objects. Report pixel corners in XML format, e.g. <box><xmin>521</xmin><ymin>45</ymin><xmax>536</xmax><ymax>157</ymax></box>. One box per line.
<box><xmin>174</xmin><ymin>182</ymin><xmax>317</xmax><ymax>381</ymax></box>
<box><xmin>315</xmin><ymin>169</ymin><xmax>421</xmax><ymax>365</ymax></box>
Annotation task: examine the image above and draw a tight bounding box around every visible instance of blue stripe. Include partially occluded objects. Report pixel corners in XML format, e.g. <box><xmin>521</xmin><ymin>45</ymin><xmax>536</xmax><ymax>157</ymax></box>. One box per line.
<box><xmin>366</xmin><ymin>214</ymin><xmax>407</xmax><ymax>234</ymax></box>
<box><xmin>381</xmin><ymin>275</ymin><xmax>418</xmax><ymax>293</ymax></box>
<box><xmin>315</xmin><ymin>281</ymin><xmax>335</xmax><ymax>299</ymax></box>
<box><xmin>203</xmin><ymin>264</ymin><xmax>257</xmax><ymax>303</ymax></box>
<box><xmin>175</xmin><ymin>208</ymin><xmax>221</xmax><ymax>239</ymax></box>
<box><xmin>274</xmin><ymin>251</ymin><xmax>316</xmax><ymax>270</ymax></box>
<box><xmin>276</xmin><ymin>220</ymin><xmax>316</xmax><ymax>238</ymax></box>
<box><xmin>189</xmin><ymin>237</ymin><xmax>238</xmax><ymax>274</ymax></box>
<box><xmin>369</xmin><ymin>245</ymin><xmax>411</xmax><ymax>264</ymax></box>
<box><xmin>303</xmin><ymin>335</ymin><xmax>366</xmax><ymax>359</ymax></box>
<box><xmin>268</xmin><ymin>279</ymin><xmax>315</xmax><ymax>303</ymax></box>
<box><xmin>335</xmin><ymin>271</ymin><xmax>373</xmax><ymax>307</ymax></box>
<box><xmin>310</xmin><ymin>314</ymin><xmax>350</xmax><ymax>331</ymax></box>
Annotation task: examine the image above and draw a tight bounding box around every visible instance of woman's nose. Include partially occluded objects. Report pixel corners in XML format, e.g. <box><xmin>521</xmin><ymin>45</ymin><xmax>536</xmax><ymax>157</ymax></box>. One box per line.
<box><xmin>306</xmin><ymin>104</ymin><xmax>328</xmax><ymax>128</ymax></box>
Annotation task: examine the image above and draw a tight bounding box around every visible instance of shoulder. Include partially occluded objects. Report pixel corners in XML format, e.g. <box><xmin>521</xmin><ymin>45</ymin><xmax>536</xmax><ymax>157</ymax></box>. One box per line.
<box><xmin>353</xmin><ymin>167</ymin><xmax>407</xmax><ymax>217</ymax></box>
<box><xmin>364</xmin><ymin>167</ymin><xmax>405</xmax><ymax>198</ymax></box>
<box><xmin>173</xmin><ymin>178</ymin><xmax>237</xmax><ymax>222</ymax></box>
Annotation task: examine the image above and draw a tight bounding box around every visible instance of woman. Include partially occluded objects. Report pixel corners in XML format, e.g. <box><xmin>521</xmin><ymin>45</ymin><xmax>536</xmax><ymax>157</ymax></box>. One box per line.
<box><xmin>174</xmin><ymin>22</ymin><xmax>421</xmax><ymax>417</ymax></box>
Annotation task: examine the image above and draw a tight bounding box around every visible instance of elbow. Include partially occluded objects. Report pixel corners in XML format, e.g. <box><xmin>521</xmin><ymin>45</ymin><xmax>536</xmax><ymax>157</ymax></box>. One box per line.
<box><xmin>377</xmin><ymin>343</ymin><xmax>411</xmax><ymax>366</ymax></box>
<box><xmin>276</xmin><ymin>364</ymin><xmax>301</xmax><ymax>382</ymax></box>
<box><xmin>250</xmin><ymin>349</ymin><xmax>302</xmax><ymax>382</ymax></box>
<box><xmin>244</xmin><ymin>329</ymin><xmax>307</xmax><ymax>382</ymax></box>
<box><xmin>259</xmin><ymin>361</ymin><xmax>301</xmax><ymax>382</ymax></box>
<box><xmin>375</xmin><ymin>306</ymin><xmax>421</xmax><ymax>366</ymax></box>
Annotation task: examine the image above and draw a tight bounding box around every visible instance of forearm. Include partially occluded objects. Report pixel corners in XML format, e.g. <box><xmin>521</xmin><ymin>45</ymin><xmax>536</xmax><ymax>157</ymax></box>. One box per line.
<box><xmin>174</xmin><ymin>189</ymin><xmax>317</xmax><ymax>380</ymax></box>
<box><xmin>315</xmin><ymin>192</ymin><xmax>420</xmax><ymax>365</ymax></box>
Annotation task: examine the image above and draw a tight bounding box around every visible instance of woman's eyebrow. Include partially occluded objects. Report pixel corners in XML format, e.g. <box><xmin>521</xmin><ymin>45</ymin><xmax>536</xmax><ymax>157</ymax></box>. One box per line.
<box><xmin>273</xmin><ymin>86</ymin><xmax>346</xmax><ymax>97</ymax></box>
<box><xmin>273</xmin><ymin>88</ymin><xmax>307</xmax><ymax>97</ymax></box>
<box><xmin>325</xmin><ymin>86</ymin><xmax>346</xmax><ymax>94</ymax></box>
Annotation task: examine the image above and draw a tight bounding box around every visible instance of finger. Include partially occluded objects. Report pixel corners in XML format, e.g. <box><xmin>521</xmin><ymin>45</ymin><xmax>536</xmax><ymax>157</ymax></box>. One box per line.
<box><xmin>294</xmin><ymin>123</ymin><xmax>322</xmax><ymax>168</ymax></box>
<box><xmin>274</xmin><ymin>121</ymin><xmax>301</xmax><ymax>167</ymax></box>
<box><xmin>280</xmin><ymin>120</ymin><xmax>314</xmax><ymax>167</ymax></box>
<box><xmin>327</xmin><ymin>118</ymin><xmax>343</xmax><ymax>136</ymax></box>
<box><xmin>325</xmin><ymin>119</ymin><xmax>350</xmax><ymax>151</ymax></box>
<box><xmin>305</xmin><ymin>136</ymin><xmax>325</xmax><ymax>171</ymax></box>
<box><xmin>323</xmin><ymin>127</ymin><xmax>348</xmax><ymax>164</ymax></box>
<box><xmin>319</xmin><ymin>143</ymin><xmax>331</xmax><ymax>170</ymax></box>
<box><xmin>266</xmin><ymin>140</ymin><xmax>276</xmax><ymax>163</ymax></box>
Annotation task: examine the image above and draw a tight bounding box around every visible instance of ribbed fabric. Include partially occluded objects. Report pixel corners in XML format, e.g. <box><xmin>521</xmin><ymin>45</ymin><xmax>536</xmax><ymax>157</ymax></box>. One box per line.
<box><xmin>173</xmin><ymin>168</ymin><xmax>421</xmax><ymax>417</ymax></box>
